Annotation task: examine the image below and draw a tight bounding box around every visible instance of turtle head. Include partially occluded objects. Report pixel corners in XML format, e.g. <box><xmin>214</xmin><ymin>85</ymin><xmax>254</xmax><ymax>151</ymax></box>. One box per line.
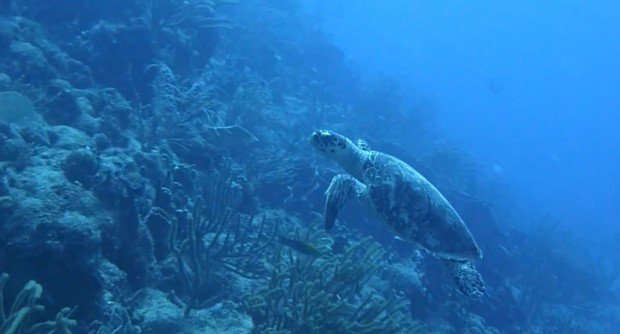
<box><xmin>311</xmin><ymin>130</ymin><xmax>367</xmax><ymax>175</ymax></box>
<box><xmin>310</xmin><ymin>130</ymin><xmax>356</xmax><ymax>159</ymax></box>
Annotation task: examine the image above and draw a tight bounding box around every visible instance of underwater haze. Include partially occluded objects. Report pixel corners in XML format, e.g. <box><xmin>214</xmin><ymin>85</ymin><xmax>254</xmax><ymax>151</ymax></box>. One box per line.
<box><xmin>0</xmin><ymin>0</ymin><xmax>618</xmax><ymax>333</ymax></box>
<box><xmin>306</xmin><ymin>0</ymin><xmax>620</xmax><ymax>238</ymax></box>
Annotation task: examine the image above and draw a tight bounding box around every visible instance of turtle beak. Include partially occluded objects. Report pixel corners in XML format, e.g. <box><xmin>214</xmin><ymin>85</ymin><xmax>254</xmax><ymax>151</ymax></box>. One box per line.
<box><xmin>310</xmin><ymin>130</ymin><xmax>328</xmax><ymax>152</ymax></box>
<box><xmin>310</xmin><ymin>130</ymin><xmax>327</xmax><ymax>143</ymax></box>
<box><xmin>310</xmin><ymin>130</ymin><xmax>323</xmax><ymax>146</ymax></box>
<box><xmin>311</xmin><ymin>130</ymin><xmax>332</xmax><ymax>140</ymax></box>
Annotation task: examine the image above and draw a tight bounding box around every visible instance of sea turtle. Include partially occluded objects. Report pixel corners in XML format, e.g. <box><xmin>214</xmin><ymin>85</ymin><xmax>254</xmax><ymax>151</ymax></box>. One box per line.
<box><xmin>310</xmin><ymin>130</ymin><xmax>485</xmax><ymax>297</ymax></box>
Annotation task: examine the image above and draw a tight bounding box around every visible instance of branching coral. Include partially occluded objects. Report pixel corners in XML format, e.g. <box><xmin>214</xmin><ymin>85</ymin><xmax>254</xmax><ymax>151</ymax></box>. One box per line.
<box><xmin>146</xmin><ymin>0</ymin><xmax>236</xmax><ymax>33</ymax></box>
<box><xmin>244</xmin><ymin>235</ymin><xmax>422</xmax><ymax>333</ymax></box>
<box><xmin>141</xmin><ymin>63</ymin><xmax>258</xmax><ymax>159</ymax></box>
<box><xmin>139</xmin><ymin>63</ymin><xmax>224</xmax><ymax>150</ymax></box>
<box><xmin>0</xmin><ymin>273</ymin><xmax>76</xmax><ymax>334</ymax></box>
<box><xmin>142</xmin><ymin>0</ymin><xmax>237</xmax><ymax>75</ymax></box>
<box><xmin>146</xmin><ymin>158</ymin><xmax>277</xmax><ymax>316</ymax></box>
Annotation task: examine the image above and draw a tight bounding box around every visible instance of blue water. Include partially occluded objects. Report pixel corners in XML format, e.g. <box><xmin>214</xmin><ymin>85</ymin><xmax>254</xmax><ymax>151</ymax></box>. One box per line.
<box><xmin>306</xmin><ymin>0</ymin><xmax>620</xmax><ymax>237</ymax></box>
<box><xmin>0</xmin><ymin>1</ymin><xmax>618</xmax><ymax>333</ymax></box>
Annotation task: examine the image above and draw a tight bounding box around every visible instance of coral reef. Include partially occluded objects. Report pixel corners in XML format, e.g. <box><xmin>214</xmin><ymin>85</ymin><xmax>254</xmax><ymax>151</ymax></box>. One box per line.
<box><xmin>244</xmin><ymin>235</ymin><xmax>422</xmax><ymax>333</ymax></box>
<box><xmin>0</xmin><ymin>273</ymin><xmax>76</xmax><ymax>334</ymax></box>
<box><xmin>0</xmin><ymin>0</ymin><xmax>615</xmax><ymax>333</ymax></box>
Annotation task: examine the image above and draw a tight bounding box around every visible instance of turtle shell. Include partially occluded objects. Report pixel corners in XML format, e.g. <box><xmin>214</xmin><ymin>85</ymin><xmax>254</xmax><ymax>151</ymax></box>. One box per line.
<box><xmin>361</xmin><ymin>152</ymin><xmax>481</xmax><ymax>261</ymax></box>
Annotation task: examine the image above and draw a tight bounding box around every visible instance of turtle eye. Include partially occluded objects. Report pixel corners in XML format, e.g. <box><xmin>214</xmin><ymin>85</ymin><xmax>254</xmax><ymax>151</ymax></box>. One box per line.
<box><xmin>318</xmin><ymin>134</ymin><xmax>335</xmax><ymax>147</ymax></box>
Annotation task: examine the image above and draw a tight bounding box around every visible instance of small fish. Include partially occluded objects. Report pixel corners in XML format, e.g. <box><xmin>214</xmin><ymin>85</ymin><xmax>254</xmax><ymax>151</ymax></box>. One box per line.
<box><xmin>278</xmin><ymin>236</ymin><xmax>323</xmax><ymax>257</ymax></box>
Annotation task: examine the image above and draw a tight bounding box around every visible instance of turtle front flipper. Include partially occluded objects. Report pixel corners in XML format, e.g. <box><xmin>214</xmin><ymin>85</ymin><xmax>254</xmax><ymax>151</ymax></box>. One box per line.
<box><xmin>443</xmin><ymin>259</ymin><xmax>485</xmax><ymax>298</ymax></box>
<box><xmin>324</xmin><ymin>174</ymin><xmax>367</xmax><ymax>230</ymax></box>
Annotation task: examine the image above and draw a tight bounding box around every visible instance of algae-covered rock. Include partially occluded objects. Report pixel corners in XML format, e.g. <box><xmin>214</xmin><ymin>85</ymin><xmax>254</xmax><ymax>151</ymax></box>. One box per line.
<box><xmin>383</xmin><ymin>260</ymin><xmax>426</xmax><ymax>296</ymax></box>
<box><xmin>0</xmin><ymin>137</ymin><xmax>27</xmax><ymax>162</ymax></box>
<box><xmin>2</xmin><ymin>159</ymin><xmax>111</xmax><ymax>314</ymax></box>
<box><xmin>62</xmin><ymin>148</ymin><xmax>100</xmax><ymax>187</ymax></box>
<box><xmin>0</xmin><ymin>73</ymin><xmax>11</xmax><ymax>90</ymax></box>
<box><xmin>47</xmin><ymin>125</ymin><xmax>94</xmax><ymax>149</ymax></box>
<box><xmin>131</xmin><ymin>288</ymin><xmax>253</xmax><ymax>334</ymax></box>
<box><xmin>20</xmin><ymin>123</ymin><xmax>51</xmax><ymax>146</ymax></box>
<box><xmin>44</xmin><ymin>80</ymin><xmax>83</xmax><ymax>125</ymax></box>
<box><xmin>0</xmin><ymin>91</ymin><xmax>39</xmax><ymax>127</ymax></box>
<box><xmin>189</xmin><ymin>301</ymin><xmax>253</xmax><ymax>334</ymax></box>
<box><xmin>9</xmin><ymin>41</ymin><xmax>56</xmax><ymax>82</ymax></box>
<box><xmin>130</xmin><ymin>288</ymin><xmax>185</xmax><ymax>334</ymax></box>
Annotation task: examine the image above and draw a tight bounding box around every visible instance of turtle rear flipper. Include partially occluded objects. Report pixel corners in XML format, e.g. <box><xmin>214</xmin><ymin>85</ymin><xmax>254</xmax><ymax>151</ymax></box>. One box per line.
<box><xmin>443</xmin><ymin>259</ymin><xmax>485</xmax><ymax>298</ymax></box>
<box><xmin>324</xmin><ymin>174</ymin><xmax>367</xmax><ymax>230</ymax></box>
